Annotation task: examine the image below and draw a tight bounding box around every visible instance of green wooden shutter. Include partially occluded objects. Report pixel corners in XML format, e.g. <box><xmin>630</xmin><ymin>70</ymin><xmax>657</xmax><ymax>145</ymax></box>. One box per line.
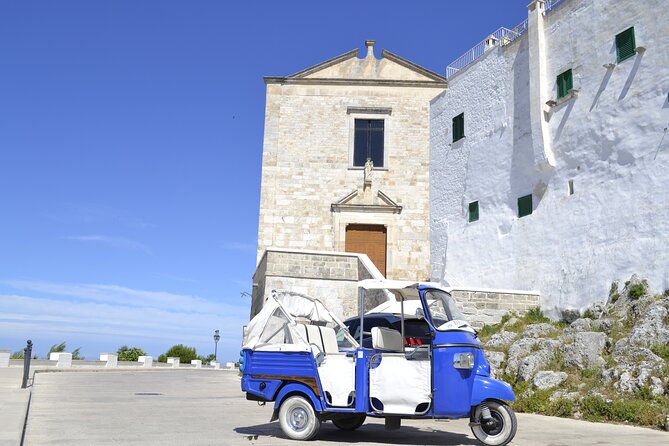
<box><xmin>453</xmin><ymin>113</ymin><xmax>464</xmax><ymax>142</ymax></box>
<box><xmin>468</xmin><ymin>201</ymin><xmax>479</xmax><ymax>222</ymax></box>
<box><xmin>557</xmin><ymin>69</ymin><xmax>573</xmax><ymax>99</ymax></box>
<box><xmin>616</xmin><ymin>27</ymin><xmax>636</xmax><ymax>62</ymax></box>
<box><xmin>518</xmin><ymin>194</ymin><xmax>532</xmax><ymax>218</ymax></box>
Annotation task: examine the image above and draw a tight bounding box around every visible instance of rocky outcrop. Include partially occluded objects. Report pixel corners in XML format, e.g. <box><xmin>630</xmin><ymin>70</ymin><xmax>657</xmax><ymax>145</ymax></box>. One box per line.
<box><xmin>481</xmin><ymin>275</ymin><xmax>669</xmax><ymax>412</ymax></box>
<box><xmin>563</xmin><ymin>332</ymin><xmax>607</xmax><ymax>370</ymax></box>
<box><xmin>533</xmin><ymin>371</ymin><xmax>568</xmax><ymax>390</ymax></box>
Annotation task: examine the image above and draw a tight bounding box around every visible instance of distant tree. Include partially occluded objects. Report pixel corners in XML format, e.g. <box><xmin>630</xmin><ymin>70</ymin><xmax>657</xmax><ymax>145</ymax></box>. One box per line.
<box><xmin>159</xmin><ymin>344</ymin><xmax>198</xmax><ymax>364</ymax></box>
<box><xmin>10</xmin><ymin>350</ymin><xmax>24</xmax><ymax>359</ymax></box>
<box><xmin>198</xmin><ymin>353</ymin><xmax>216</xmax><ymax>364</ymax></box>
<box><xmin>48</xmin><ymin>342</ymin><xmax>83</xmax><ymax>360</ymax></box>
<box><xmin>116</xmin><ymin>345</ymin><xmax>146</xmax><ymax>362</ymax></box>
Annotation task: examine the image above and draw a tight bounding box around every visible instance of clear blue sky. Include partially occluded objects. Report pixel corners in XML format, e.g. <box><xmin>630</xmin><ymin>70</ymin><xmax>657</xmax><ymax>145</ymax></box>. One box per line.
<box><xmin>0</xmin><ymin>1</ymin><xmax>530</xmax><ymax>362</ymax></box>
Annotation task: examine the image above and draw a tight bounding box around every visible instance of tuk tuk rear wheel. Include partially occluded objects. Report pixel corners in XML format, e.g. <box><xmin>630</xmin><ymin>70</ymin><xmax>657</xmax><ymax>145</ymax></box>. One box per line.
<box><xmin>278</xmin><ymin>396</ymin><xmax>321</xmax><ymax>440</ymax></box>
<box><xmin>470</xmin><ymin>400</ymin><xmax>517</xmax><ymax>446</ymax></box>
<box><xmin>332</xmin><ymin>414</ymin><xmax>366</xmax><ymax>431</ymax></box>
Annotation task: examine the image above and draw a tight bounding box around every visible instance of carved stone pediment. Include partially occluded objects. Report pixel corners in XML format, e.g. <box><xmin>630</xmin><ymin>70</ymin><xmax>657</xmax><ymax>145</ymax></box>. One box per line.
<box><xmin>331</xmin><ymin>189</ymin><xmax>402</xmax><ymax>214</ymax></box>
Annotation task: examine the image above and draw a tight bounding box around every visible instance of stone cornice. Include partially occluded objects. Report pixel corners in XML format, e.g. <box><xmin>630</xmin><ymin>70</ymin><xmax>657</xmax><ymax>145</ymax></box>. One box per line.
<box><xmin>264</xmin><ymin>77</ymin><xmax>448</xmax><ymax>88</ymax></box>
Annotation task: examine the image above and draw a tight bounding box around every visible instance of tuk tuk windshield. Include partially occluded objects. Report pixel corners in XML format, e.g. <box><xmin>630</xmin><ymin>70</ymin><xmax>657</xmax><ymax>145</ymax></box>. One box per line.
<box><xmin>424</xmin><ymin>289</ymin><xmax>466</xmax><ymax>330</ymax></box>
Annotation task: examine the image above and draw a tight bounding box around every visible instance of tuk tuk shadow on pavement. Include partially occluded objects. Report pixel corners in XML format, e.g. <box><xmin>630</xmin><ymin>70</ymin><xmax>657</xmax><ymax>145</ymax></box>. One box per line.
<box><xmin>234</xmin><ymin>422</ymin><xmax>481</xmax><ymax>445</ymax></box>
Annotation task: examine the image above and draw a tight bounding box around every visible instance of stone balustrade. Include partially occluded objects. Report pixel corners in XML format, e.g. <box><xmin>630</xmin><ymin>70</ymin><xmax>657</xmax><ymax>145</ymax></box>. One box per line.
<box><xmin>137</xmin><ymin>356</ymin><xmax>153</xmax><ymax>368</ymax></box>
<box><xmin>49</xmin><ymin>352</ymin><xmax>72</xmax><ymax>368</ymax></box>
<box><xmin>190</xmin><ymin>359</ymin><xmax>201</xmax><ymax>369</ymax></box>
<box><xmin>99</xmin><ymin>353</ymin><xmax>118</xmax><ymax>368</ymax></box>
<box><xmin>0</xmin><ymin>349</ymin><xmax>10</xmax><ymax>367</ymax></box>
<box><xmin>166</xmin><ymin>357</ymin><xmax>180</xmax><ymax>368</ymax></box>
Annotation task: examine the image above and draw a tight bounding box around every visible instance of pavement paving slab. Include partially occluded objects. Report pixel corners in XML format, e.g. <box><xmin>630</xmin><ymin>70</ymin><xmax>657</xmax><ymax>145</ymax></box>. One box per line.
<box><xmin>0</xmin><ymin>369</ymin><xmax>31</xmax><ymax>446</ymax></box>
<box><xmin>18</xmin><ymin>370</ymin><xmax>669</xmax><ymax>445</ymax></box>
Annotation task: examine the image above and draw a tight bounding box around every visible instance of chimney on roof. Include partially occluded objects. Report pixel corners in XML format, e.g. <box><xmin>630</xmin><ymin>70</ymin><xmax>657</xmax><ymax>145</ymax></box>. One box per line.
<box><xmin>365</xmin><ymin>40</ymin><xmax>376</xmax><ymax>59</ymax></box>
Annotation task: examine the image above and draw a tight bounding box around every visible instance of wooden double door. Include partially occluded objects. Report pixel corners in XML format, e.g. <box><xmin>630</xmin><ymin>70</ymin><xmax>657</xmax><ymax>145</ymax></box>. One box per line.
<box><xmin>345</xmin><ymin>224</ymin><xmax>387</xmax><ymax>277</ymax></box>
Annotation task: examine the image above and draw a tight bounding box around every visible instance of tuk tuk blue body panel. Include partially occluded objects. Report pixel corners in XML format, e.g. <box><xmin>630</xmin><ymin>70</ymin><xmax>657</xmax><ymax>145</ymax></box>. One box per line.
<box><xmin>432</xmin><ymin>344</ymin><xmax>477</xmax><ymax>418</ymax></box>
<box><xmin>274</xmin><ymin>383</ymin><xmax>324</xmax><ymax>412</ymax></box>
<box><xmin>354</xmin><ymin>349</ymin><xmax>371</xmax><ymax>413</ymax></box>
<box><xmin>471</xmin><ymin>376</ymin><xmax>515</xmax><ymax>405</ymax></box>
<box><xmin>242</xmin><ymin>350</ymin><xmax>317</xmax><ymax>377</ymax></box>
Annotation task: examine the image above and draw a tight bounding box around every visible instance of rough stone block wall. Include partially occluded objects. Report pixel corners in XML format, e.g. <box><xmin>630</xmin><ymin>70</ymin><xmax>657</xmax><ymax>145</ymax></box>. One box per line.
<box><xmin>251</xmin><ymin>250</ymin><xmax>378</xmax><ymax>320</ymax></box>
<box><xmin>453</xmin><ymin>289</ymin><xmax>540</xmax><ymax>328</ymax></box>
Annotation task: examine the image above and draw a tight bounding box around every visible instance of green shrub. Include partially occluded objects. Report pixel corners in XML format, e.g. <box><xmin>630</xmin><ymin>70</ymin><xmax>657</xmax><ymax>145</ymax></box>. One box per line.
<box><xmin>650</xmin><ymin>343</ymin><xmax>669</xmax><ymax>361</ymax></box>
<box><xmin>582</xmin><ymin>309</ymin><xmax>596</xmax><ymax>319</ymax></box>
<box><xmin>524</xmin><ymin>307</ymin><xmax>550</xmax><ymax>324</ymax></box>
<box><xmin>159</xmin><ymin>344</ymin><xmax>198</xmax><ymax>364</ymax></box>
<box><xmin>10</xmin><ymin>350</ymin><xmax>24</xmax><ymax>359</ymax></box>
<box><xmin>512</xmin><ymin>388</ymin><xmax>575</xmax><ymax>418</ymax></box>
<box><xmin>48</xmin><ymin>342</ymin><xmax>83</xmax><ymax>360</ymax></box>
<box><xmin>198</xmin><ymin>353</ymin><xmax>216</xmax><ymax>363</ymax></box>
<box><xmin>628</xmin><ymin>283</ymin><xmax>646</xmax><ymax>300</ymax></box>
<box><xmin>580</xmin><ymin>368</ymin><xmax>598</xmax><ymax>380</ymax></box>
<box><xmin>116</xmin><ymin>346</ymin><xmax>147</xmax><ymax>362</ymax></box>
<box><xmin>580</xmin><ymin>395</ymin><xmax>666</xmax><ymax>427</ymax></box>
<box><xmin>609</xmin><ymin>282</ymin><xmax>620</xmax><ymax>303</ymax></box>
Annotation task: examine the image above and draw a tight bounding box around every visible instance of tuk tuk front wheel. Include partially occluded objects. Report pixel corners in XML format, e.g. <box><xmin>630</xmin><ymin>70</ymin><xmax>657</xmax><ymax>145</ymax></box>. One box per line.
<box><xmin>332</xmin><ymin>414</ymin><xmax>366</xmax><ymax>431</ymax></box>
<box><xmin>278</xmin><ymin>396</ymin><xmax>321</xmax><ymax>440</ymax></box>
<box><xmin>470</xmin><ymin>400</ymin><xmax>517</xmax><ymax>446</ymax></box>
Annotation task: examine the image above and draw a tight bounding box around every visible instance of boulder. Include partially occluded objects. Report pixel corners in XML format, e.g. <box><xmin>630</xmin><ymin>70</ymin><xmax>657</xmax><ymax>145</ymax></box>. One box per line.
<box><xmin>591</xmin><ymin>318</ymin><xmax>616</xmax><ymax>333</ymax></box>
<box><xmin>569</xmin><ymin>318</ymin><xmax>593</xmax><ymax>332</ymax></box>
<box><xmin>512</xmin><ymin>339</ymin><xmax>560</xmax><ymax>381</ymax></box>
<box><xmin>485</xmin><ymin>351</ymin><xmax>505</xmax><ymax>377</ymax></box>
<box><xmin>627</xmin><ymin>304</ymin><xmax>669</xmax><ymax>348</ymax></box>
<box><xmin>485</xmin><ymin>331</ymin><xmax>518</xmax><ymax>349</ymax></box>
<box><xmin>532</xmin><ymin>371</ymin><xmax>568</xmax><ymax>390</ymax></box>
<box><xmin>561</xmin><ymin>308</ymin><xmax>581</xmax><ymax>324</ymax></box>
<box><xmin>523</xmin><ymin>323</ymin><xmax>555</xmax><ymax>338</ymax></box>
<box><xmin>649</xmin><ymin>377</ymin><xmax>665</xmax><ymax>397</ymax></box>
<box><xmin>584</xmin><ymin>301</ymin><xmax>606</xmax><ymax>319</ymax></box>
<box><xmin>504</xmin><ymin>317</ymin><xmax>519</xmax><ymax>328</ymax></box>
<box><xmin>563</xmin><ymin>332</ymin><xmax>607</xmax><ymax>370</ymax></box>
<box><xmin>549</xmin><ymin>390</ymin><xmax>580</xmax><ymax>401</ymax></box>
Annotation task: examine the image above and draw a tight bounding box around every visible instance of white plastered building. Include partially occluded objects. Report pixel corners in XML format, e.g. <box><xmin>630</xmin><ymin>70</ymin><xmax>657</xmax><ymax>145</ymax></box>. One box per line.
<box><xmin>429</xmin><ymin>0</ymin><xmax>669</xmax><ymax>313</ymax></box>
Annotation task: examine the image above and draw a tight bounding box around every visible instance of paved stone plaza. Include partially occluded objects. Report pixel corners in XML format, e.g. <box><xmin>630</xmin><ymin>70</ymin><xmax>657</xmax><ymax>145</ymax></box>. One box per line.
<box><xmin>0</xmin><ymin>369</ymin><xmax>663</xmax><ymax>445</ymax></box>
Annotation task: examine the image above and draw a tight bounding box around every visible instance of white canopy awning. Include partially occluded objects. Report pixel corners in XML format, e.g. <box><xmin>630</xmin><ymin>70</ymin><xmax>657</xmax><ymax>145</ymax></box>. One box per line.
<box><xmin>357</xmin><ymin>279</ymin><xmax>419</xmax><ymax>290</ymax></box>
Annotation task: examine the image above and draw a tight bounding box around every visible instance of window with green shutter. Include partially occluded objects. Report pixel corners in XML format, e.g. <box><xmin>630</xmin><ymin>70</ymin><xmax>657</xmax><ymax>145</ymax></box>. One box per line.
<box><xmin>452</xmin><ymin>113</ymin><xmax>465</xmax><ymax>142</ymax></box>
<box><xmin>468</xmin><ymin>201</ymin><xmax>479</xmax><ymax>223</ymax></box>
<box><xmin>556</xmin><ymin>69</ymin><xmax>573</xmax><ymax>99</ymax></box>
<box><xmin>518</xmin><ymin>194</ymin><xmax>532</xmax><ymax>218</ymax></box>
<box><xmin>615</xmin><ymin>27</ymin><xmax>636</xmax><ymax>63</ymax></box>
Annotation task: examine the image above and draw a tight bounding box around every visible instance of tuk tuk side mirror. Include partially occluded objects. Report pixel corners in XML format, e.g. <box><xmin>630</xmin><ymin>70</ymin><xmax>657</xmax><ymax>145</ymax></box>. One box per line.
<box><xmin>415</xmin><ymin>308</ymin><xmax>426</xmax><ymax>320</ymax></box>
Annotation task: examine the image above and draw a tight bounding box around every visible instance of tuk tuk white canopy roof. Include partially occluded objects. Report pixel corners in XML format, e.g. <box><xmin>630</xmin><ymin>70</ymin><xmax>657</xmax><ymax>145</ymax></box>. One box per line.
<box><xmin>242</xmin><ymin>289</ymin><xmax>357</xmax><ymax>351</ymax></box>
<box><xmin>357</xmin><ymin>279</ymin><xmax>448</xmax><ymax>300</ymax></box>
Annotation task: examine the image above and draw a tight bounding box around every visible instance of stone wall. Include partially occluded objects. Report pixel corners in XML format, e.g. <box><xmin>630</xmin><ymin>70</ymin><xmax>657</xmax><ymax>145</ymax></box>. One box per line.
<box><xmin>452</xmin><ymin>289</ymin><xmax>541</xmax><ymax>328</ymax></box>
<box><xmin>251</xmin><ymin>249</ymin><xmax>388</xmax><ymax>320</ymax></box>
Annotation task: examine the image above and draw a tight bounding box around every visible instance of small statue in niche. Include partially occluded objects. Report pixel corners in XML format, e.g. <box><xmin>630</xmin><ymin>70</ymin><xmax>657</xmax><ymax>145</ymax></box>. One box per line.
<box><xmin>364</xmin><ymin>158</ymin><xmax>373</xmax><ymax>188</ymax></box>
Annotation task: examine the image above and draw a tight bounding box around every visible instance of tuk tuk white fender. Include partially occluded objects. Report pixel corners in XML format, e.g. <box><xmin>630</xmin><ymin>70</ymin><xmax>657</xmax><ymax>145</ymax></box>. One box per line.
<box><xmin>470</xmin><ymin>376</ymin><xmax>515</xmax><ymax>406</ymax></box>
<box><xmin>274</xmin><ymin>383</ymin><xmax>324</xmax><ymax>413</ymax></box>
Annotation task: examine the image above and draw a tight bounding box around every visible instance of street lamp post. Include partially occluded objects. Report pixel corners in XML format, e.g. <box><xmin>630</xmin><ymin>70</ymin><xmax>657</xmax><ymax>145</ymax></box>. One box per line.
<box><xmin>213</xmin><ymin>330</ymin><xmax>220</xmax><ymax>361</ymax></box>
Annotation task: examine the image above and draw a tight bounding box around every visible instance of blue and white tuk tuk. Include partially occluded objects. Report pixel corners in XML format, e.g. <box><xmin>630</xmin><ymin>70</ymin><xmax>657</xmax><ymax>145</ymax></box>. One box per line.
<box><xmin>240</xmin><ymin>280</ymin><xmax>517</xmax><ymax>445</ymax></box>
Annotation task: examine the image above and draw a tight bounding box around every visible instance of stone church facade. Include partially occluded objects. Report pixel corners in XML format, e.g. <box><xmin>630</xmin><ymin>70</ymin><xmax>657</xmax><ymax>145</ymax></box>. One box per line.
<box><xmin>257</xmin><ymin>41</ymin><xmax>447</xmax><ymax>281</ymax></box>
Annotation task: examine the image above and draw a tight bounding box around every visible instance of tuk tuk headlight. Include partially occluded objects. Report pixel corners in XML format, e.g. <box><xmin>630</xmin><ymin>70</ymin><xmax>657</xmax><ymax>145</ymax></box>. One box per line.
<box><xmin>453</xmin><ymin>352</ymin><xmax>475</xmax><ymax>369</ymax></box>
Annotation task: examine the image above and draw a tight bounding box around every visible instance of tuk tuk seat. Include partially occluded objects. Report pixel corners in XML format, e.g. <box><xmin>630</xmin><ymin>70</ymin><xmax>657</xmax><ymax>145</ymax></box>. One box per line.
<box><xmin>371</xmin><ymin>327</ymin><xmax>404</xmax><ymax>352</ymax></box>
<box><xmin>295</xmin><ymin>323</ymin><xmax>340</xmax><ymax>354</ymax></box>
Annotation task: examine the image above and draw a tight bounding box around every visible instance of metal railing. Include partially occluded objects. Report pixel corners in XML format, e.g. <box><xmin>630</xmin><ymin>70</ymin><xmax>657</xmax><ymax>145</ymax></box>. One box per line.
<box><xmin>446</xmin><ymin>21</ymin><xmax>528</xmax><ymax>79</ymax></box>
<box><xmin>544</xmin><ymin>0</ymin><xmax>566</xmax><ymax>14</ymax></box>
